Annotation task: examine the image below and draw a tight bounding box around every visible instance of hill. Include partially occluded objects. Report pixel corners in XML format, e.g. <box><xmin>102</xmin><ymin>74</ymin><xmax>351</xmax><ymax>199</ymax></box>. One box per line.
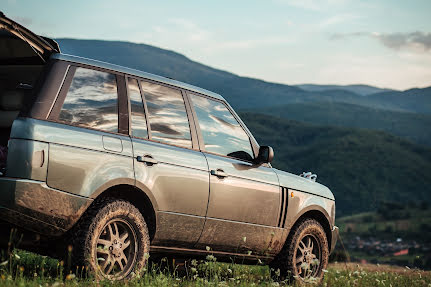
<box><xmin>239</xmin><ymin>113</ymin><xmax>431</xmax><ymax>216</ymax></box>
<box><xmin>246</xmin><ymin>102</ymin><xmax>431</xmax><ymax>146</ymax></box>
<box><xmin>56</xmin><ymin>39</ymin><xmax>431</xmax><ymax>114</ymax></box>
<box><xmin>295</xmin><ymin>84</ymin><xmax>394</xmax><ymax>96</ymax></box>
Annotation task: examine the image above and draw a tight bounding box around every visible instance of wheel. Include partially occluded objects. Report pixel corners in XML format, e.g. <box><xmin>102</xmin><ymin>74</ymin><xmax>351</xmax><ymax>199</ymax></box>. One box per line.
<box><xmin>71</xmin><ymin>198</ymin><xmax>150</xmax><ymax>280</ymax></box>
<box><xmin>270</xmin><ymin>218</ymin><xmax>329</xmax><ymax>283</ymax></box>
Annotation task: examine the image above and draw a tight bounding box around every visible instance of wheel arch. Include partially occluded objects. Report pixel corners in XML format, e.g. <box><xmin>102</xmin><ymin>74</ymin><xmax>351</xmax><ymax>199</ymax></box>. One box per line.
<box><xmin>94</xmin><ymin>184</ymin><xmax>158</xmax><ymax>241</ymax></box>
<box><xmin>287</xmin><ymin>207</ymin><xmax>333</xmax><ymax>252</ymax></box>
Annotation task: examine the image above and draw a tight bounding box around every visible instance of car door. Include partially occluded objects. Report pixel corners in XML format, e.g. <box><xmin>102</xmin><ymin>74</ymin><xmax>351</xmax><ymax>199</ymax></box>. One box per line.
<box><xmin>189</xmin><ymin>93</ymin><xmax>285</xmax><ymax>255</ymax></box>
<box><xmin>128</xmin><ymin>78</ymin><xmax>209</xmax><ymax>248</ymax></box>
<box><xmin>46</xmin><ymin>66</ymin><xmax>135</xmax><ymax>199</ymax></box>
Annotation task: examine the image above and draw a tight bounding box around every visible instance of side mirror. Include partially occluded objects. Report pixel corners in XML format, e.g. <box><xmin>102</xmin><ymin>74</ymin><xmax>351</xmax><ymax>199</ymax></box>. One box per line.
<box><xmin>255</xmin><ymin>146</ymin><xmax>274</xmax><ymax>164</ymax></box>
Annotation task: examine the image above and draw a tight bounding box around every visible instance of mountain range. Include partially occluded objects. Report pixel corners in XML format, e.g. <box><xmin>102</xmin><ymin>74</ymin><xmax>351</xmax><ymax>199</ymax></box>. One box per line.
<box><xmin>56</xmin><ymin>38</ymin><xmax>431</xmax><ymax>216</ymax></box>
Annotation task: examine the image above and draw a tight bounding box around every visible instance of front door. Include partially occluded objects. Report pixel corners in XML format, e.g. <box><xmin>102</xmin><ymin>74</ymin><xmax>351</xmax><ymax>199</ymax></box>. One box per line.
<box><xmin>189</xmin><ymin>93</ymin><xmax>283</xmax><ymax>255</ymax></box>
<box><xmin>128</xmin><ymin>78</ymin><xmax>209</xmax><ymax>248</ymax></box>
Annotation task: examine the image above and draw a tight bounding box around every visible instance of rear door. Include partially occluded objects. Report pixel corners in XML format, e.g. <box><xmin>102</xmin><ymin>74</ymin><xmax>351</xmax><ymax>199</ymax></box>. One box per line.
<box><xmin>129</xmin><ymin>78</ymin><xmax>209</xmax><ymax>248</ymax></box>
<box><xmin>189</xmin><ymin>93</ymin><xmax>284</xmax><ymax>255</ymax></box>
<box><xmin>46</xmin><ymin>66</ymin><xmax>134</xmax><ymax>198</ymax></box>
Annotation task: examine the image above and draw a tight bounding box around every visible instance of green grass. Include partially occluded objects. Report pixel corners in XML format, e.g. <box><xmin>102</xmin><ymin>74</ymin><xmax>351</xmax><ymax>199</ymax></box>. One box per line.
<box><xmin>336</xmin><ymin>207</ymin><xmax>431</xmax><ymax>240</ymax></box>
<box><xmin>0</xmin><ymin>250</ymin><xmax>430</xmax><ymax>286</ymax></box>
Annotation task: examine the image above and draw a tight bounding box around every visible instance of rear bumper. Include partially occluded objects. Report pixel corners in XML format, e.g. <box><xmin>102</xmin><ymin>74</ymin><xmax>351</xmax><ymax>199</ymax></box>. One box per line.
<box><xmin>0</xmin><ymin>177</ymin><xmax>92</xmax><ymax>236</ymax></box>
<box><xmin>330</xmin><ymin>225</ymin><xmax>339</xmax><ymax>253</ymax></box>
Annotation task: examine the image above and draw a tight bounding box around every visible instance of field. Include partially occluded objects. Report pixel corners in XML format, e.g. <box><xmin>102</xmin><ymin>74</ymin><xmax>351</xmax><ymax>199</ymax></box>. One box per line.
<box><xmin>0</xmin><ymin>249</ymin><xmax>430</xmax><ymax>286</ymax></box>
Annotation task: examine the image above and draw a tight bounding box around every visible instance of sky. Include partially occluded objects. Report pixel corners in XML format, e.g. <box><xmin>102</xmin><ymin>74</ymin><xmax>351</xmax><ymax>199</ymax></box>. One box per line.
<box><xmin>3</xmin><ymin>0</ymin><xmax>431</xmax><ymax>90</ymax></box>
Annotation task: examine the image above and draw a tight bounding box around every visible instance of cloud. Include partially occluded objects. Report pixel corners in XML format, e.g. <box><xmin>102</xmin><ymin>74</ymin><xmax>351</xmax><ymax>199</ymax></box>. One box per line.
<box><xmin>376</xmin><ymin>32</ymin><xmax>431</xmax><ymax>51</ymax></box>
<box><xmin>330</xmin><ymin>31</ymin><xmax>431</xmax><ymax>52</ymax></box>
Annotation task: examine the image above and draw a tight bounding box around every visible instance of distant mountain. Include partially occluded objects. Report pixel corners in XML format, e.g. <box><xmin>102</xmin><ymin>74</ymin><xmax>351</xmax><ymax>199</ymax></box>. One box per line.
<box><xmin>295</xmin><ymin>84</ymin><xmax>395</xmax><ymax>96</ymax></box>
<box><xmin>56</xmin><ymin>39</ymin><xmax>431</xmax><ymax>114</ymax></box>
<box><xmin>240</xmin><ymin>113</ymin><xmax>431</xmax><ymax>216</ymax></box>
<box><xmin>246</xmin><ymin>102</ymin><xmax>431</xmax><ymax>146</ymax></box>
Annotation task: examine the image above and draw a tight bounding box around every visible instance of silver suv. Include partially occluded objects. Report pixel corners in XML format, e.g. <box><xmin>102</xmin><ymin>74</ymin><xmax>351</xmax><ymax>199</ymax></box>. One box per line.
<box><xmin>0</xmin><ymin>12</ymin><xmax>337</xmax><ymax>282</ymax></box>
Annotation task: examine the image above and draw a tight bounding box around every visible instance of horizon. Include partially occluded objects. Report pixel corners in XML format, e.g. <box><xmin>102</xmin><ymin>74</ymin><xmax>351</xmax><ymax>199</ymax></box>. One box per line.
<box><xmin>3</xmin><ymin>0</ymin><xmax>431</xmax><ymax>90</ymax></box>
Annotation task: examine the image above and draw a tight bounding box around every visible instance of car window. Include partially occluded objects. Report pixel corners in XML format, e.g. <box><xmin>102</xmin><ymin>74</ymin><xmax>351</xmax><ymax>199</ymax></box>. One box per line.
<box><xmin>128</xmin><ymin>78</ymin><xmax>148</xmax><ymax>139</ymax></box>
<box><xmin>190</xmin><ymin>94</ymin><xmax>254</xmax><ymax>162</ymax></box>
<box><xmin>140</xmin><ymin>81</ymin><xmax>192</xmax><ymax>148</ymax></box>
<box><xmin>58</xmin><ymin>67</ymin><xmax>118</xmax><ymax>133</ymax></box>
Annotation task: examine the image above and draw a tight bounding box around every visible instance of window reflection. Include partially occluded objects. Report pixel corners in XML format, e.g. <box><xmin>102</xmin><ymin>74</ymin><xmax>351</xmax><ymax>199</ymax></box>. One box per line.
<box><xmin>140</xmin><ymin>81</ymin><xmax>192</xmax><ymax>148</ymax></box>
<box><xmin>128</xmin><ymin>78</ymin><xmax>148</xmax><ymax>139</ymax></box>
<box><xmin>59</xmin><ymin>67</ymin><xmax>118</xmax><ymax>133</ymax></box>
<box><xmin>191</xmin><ymin>94</ymin><xmax>254</xmax><ymax>161</ymax></box>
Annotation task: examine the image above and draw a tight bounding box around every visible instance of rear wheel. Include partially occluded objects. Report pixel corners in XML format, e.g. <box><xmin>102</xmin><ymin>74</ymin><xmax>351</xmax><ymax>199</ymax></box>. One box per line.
<box><xmin>72</xmin><ymin>198</ymin><xmax>150</xmax><ymax>280</ymax></box>
<box><xmin>270</xmin><ymin>218</ymin><xmax>329</xmax><ymax>283</ymax></box>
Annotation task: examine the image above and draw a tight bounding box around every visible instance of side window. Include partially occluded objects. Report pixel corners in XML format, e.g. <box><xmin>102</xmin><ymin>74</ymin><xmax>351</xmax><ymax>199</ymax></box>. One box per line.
<box><xmin>140</xmin><ymin>81</ymin><xmax>192</xmax><ymax>148</ymax></box>
<box><xmin>190</xmin><ymin>94</ymin><xmax>254</xmax><ymax>162</ymax></box>
<box><xmin>128</xmin><ymin>78</ymin><xmax>148</xmax><ymax>139</ymax></box>
<box><xmin>58</xmin><ymin>67</ymin><xmax>118</xmax><ymax>133</ymax></box>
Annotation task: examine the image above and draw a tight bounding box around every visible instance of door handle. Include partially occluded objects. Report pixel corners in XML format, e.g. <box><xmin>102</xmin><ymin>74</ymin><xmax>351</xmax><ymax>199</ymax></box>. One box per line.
<box><xmin>211</xmin><ymin>169</ymin><xmax>228</xmax><ymax>178</ymax></box>
<box><xmin>137</xmin><ymin>155</ymin><xmax>158</xmax><ymax>165</ymax></box>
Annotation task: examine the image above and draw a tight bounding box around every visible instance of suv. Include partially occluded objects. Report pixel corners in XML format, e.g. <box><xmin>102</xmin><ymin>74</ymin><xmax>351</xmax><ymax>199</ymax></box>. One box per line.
<box><xmin>0</xmin><ymin>13</ymin><xmax>337</xmax><ymax>282</ymax></box>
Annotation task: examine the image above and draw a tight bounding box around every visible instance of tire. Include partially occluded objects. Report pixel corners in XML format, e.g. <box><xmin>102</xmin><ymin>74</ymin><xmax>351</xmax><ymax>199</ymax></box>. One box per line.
<box><xmin>71</xmin><ymin>198</ymin><xmax>150</xmax><ymax>280</ymax></box>
<box><xmin>270</xmin><ymin>218</ymin><xmax>329</xmax><ymax>283</ymax></box>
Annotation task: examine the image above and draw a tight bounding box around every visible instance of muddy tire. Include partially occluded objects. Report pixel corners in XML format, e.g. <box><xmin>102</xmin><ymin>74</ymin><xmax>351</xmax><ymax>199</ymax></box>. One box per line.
<box><xmin>71</xmin><ymin>198</ymin><xmax>150</xmax><ymax>280</ymax></box>
<box><xmin>270</xmin><ymin>218</ymin><xmax>329</xmax><ymax>283</ymax></box>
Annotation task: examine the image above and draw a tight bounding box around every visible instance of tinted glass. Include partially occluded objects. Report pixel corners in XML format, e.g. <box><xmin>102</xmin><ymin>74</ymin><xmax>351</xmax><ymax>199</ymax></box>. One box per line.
<box><xmin>141</xmin><ymin>81</ymin><xmax>192</xmax><ymax>148</ymax></box>
<box><xmin>128</xmin><ymin>78</ymin><xmax>148</xmax><ymax>139</ymax></box>
<box><xmin>59</xmin><ymin>67</ymin><xmax>118</xmax><ymax>133</ymax></box>
<box><xmin>191</xmin><ymin>94</ymin><xmax>254</xmax><ymax>161</ymax></box>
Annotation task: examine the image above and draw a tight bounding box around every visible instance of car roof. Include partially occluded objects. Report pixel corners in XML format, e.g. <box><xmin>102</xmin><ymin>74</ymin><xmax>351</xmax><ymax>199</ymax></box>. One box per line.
<box><xmin>51</xmin><ymin>53</ymin><xmax>226</xmax><ymax>101</ymax></box>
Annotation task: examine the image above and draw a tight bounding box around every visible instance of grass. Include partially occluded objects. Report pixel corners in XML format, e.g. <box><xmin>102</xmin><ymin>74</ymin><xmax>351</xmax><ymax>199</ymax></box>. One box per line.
<box><xmin>0</xmin><ymin>249</ymin><xmax>430</xmax><ymax>286</ymax></box>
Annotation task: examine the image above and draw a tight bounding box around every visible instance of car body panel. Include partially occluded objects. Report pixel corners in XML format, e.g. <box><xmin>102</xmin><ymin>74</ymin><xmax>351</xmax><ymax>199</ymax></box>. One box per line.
<box><xmin>274</xmin><ymin>169</ymin><xmax>335</xmax><ymax>201</ymax></box>
<box><xmin>10</xmin><ymin>118</ymin><xmax>135</xmax><ymax>199</ymax></box>
<box><xmin>196</xmin><ymin>153</ymin><xmax>283</xmax><ymax>253</ymax></box>
<box><xmin>0</xmin><ymin>178</ymin><xmax>92</xmax><ymax>235</ymax></box>
<box><xmin>132</xmin><ymin>138</ymin><xmax>209</xmax><ymax>247</ymax></box>
<box><xmin>6</xmin><ymin>139</ymin><xmax>48</xmax><ymax>181</ymax></box>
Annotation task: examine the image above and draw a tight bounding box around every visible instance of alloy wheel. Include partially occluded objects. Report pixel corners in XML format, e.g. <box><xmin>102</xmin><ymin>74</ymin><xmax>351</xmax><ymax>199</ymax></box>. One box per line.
<box><xmin>295</xmin><ymin>234</ymin><xmax>321</xmax><ymax>279</ymax></box>
<box><xmin>95</xmin><ymin>218</ymin><xmax>138</xmax><ymax>279</ymax></box>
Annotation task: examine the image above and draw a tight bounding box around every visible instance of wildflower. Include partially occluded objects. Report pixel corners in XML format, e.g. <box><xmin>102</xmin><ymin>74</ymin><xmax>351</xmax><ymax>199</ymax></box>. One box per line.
<box><xmin>206</xmin><ymin>246</ymin><xmax>211</xmax><ymax>251</ymax></box>
<box><xmin>0</xmin><ymin>261</ymin><xmax>8</xmax><ymax>266</ymax></box>
<box><xmin>14</xmin><ymin>254</ymin><xmax>20</xmax><ymax>260</ymax></box>
<box><xmin>66</xmin><ymin>273</ymin><xmax>76</xmax><ymax>280</ymax></box>
<box><xmin>322</xmin><ymin>269</ymin><xmax>329</xmax><ymax>273</ymax></box>
<box><xmin>206</xmin><ymin>255</ymin><xmax>216</xmax><ymax>262</ymax></box>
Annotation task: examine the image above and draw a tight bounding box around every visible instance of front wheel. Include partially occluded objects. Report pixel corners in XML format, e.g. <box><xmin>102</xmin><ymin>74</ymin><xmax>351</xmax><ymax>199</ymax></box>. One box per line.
<box><xmin>270</xmin><ymin>218</ymin><xmax>329</xmax><ymax>283</ymax></box>
<box><xmin>71</xmin><ymin>198</ymin><xmax>150</xmax><ymax>280</ymax></box>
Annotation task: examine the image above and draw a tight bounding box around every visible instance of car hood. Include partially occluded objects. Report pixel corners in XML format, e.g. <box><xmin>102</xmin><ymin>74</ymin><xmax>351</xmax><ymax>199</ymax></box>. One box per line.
<box><xmin>274</xmin><ymin>169</ymin><xmax>335</xmax><ymax>200</ymax></box>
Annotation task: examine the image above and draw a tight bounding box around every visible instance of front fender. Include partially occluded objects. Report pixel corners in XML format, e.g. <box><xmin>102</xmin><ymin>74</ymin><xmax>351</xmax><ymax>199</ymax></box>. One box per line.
<box><xmin>285</xmin><ymin>188</ymin><xmax>335</xmax><ymax>235</ymax></box>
